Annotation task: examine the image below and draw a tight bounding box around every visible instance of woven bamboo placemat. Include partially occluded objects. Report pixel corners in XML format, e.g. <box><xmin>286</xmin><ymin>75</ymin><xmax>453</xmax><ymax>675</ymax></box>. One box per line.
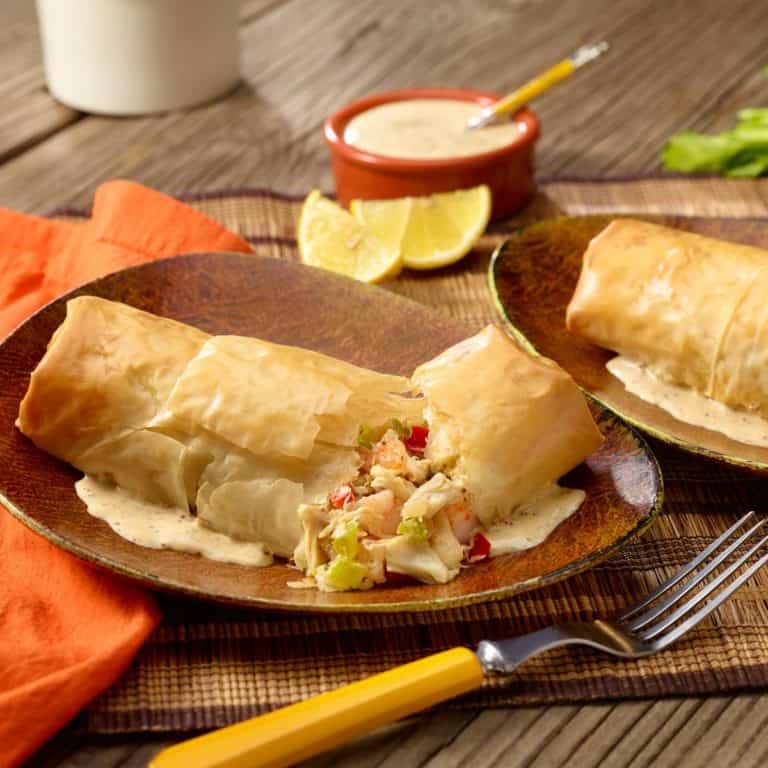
<box><xmin>53</xmin><ymin>177</ymin><xmax>768</xmax><ymax>733</ymax></box>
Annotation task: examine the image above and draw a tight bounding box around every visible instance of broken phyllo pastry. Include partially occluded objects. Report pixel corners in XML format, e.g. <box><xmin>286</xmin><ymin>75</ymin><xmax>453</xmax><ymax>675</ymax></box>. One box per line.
<box><xmin>295</xmin><ymin>326</ymin><xmax>604</xmax><ymax>590</ymax></box>
<box><xmin>17</xmin><ymin>299</ymin><xmax>603</xmax><ymax>592</ymax></box>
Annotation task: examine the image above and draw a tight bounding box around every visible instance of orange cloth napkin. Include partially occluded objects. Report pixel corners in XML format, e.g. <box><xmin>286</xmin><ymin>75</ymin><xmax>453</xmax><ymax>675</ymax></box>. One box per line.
<box><xmin>0</xmin><ymin>180</ymin><xmax>253</xmax><ymax>767</ymax></box>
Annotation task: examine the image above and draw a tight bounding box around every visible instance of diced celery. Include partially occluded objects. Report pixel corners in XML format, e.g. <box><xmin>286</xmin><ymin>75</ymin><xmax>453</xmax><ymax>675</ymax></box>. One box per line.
<box><xmin>397</xmin><ymin>517</ymin><xmax>429</xmax><ymax>544</ymax></box>
<box><xmin>358</xmin><ymin>419</ymin><xmax>411</xmax><ymax>448</ymax></box>
<box><xmin>332</xmin><ymin>521</ymin><xmax>359</xmax><ymax>559</ymax></box>
<box><xmin>325</xmin><ymin>556</ymin><xmax>369</xmax><ymax>590</ymax></box>
<box><xmin>387</xmin><ymin>418</ymin><xmax>412</xmax><ymax>440</ymax></box>
<box><xmin>357</xmin><ymin>423</ymin><xmax>378</xmax><ymax>449</ymax></box>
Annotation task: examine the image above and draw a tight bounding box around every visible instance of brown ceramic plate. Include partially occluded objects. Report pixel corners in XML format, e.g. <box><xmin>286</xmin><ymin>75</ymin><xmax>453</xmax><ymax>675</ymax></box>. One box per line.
<box><xmin>490</xmin><ymin>214</ymin><xmax>768</xmax><ymax>474</ymax></box>
<box><xmin>0</xmin><ymin>253</ymin><xmax>661</xmax><ymax>612</ymax></box>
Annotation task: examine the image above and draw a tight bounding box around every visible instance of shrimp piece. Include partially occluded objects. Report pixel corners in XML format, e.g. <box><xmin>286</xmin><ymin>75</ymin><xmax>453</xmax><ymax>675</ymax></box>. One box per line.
<box><xmin>372</xmin><ymin>437</ymin><xmax>409</xmax><ymax>473</ymax></box>
<box><xmin>443</xmin><ymin>500</ymin><xmax>477</xmax><ymax>544</ymax></box>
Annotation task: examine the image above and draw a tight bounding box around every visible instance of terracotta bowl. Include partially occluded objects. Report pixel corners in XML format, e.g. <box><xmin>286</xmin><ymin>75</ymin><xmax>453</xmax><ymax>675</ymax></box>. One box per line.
<box><xmin>323</xmin><ymin>87</ymin><xmax>540</xmax><ymax>220</ymax></box>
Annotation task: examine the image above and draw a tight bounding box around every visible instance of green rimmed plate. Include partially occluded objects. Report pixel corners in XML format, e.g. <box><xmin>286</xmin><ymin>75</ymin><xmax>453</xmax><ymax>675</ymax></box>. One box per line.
<box><xmin>490</xmin><ymin>214</ymin><xmax>768</xmax><ymax>474</ymax></box>
<box><xmin>0</xmin><ymin>253</ymin><xmax>661</xmax><ymax>612</ymax></box>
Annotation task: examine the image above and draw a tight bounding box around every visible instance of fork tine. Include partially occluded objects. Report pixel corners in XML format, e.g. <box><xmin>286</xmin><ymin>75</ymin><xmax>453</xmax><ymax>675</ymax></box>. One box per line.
<box><xmin>626</xmin><ymin>518</ymin><xmax>767</xmax><ymax>631</ymax></box>
<box><xmin>619</xmin><ymin>511</ymin><xmax>755</xmax><ymax>621</ymax></box>
<box><xmin>640</xmin><ymin>530</ymin><xmax>768</xmax><ymax>641</ymax></box>
<box><xmin>653</xmin><ymin>548</ymin><xmax>768</xmax><ymax>651</ymax></box>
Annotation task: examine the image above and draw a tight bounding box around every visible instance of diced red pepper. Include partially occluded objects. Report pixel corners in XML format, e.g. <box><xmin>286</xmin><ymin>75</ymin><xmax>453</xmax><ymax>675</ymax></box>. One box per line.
<box><xmin>404</xmin><ymin>425</ymin><xmax>429</xmax><ymax>454</ymax></box>
<box><xmin>330</xmin><ymin>484</ymin><xmax>356</xmax><ymax>509</ymax></box>
<box><xmin>468</xmin><ymin>532</ymin><xmax>491</xmax><ymax>561</ymax></box>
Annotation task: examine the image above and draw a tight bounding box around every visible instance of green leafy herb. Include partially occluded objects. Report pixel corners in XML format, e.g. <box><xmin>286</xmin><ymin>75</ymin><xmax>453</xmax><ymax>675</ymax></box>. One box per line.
<box><xmin>662</xmin><ymin>107</ymin><xmax>768</xmax><ymax>178</ymax></box>
<box><xmin>397</xmin><ymin>517</ymin><xmax>429</xmax><ymax>544</ymax></box>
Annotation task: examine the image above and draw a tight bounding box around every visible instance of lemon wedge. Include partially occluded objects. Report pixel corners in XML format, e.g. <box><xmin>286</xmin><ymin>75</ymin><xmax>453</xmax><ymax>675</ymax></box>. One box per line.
<box><xmin>350</xmin><ymin>185</ymin><xmax>491</xmax><ymax>270</ymax></box>
<box><xmin>298</xmin><ymin>191</ymin><xmax>403</xmax><ymax>283</ymax></box>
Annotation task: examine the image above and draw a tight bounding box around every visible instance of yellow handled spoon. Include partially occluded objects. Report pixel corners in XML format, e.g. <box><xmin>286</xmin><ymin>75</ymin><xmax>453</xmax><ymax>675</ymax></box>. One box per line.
<box><xmin>466</xmin><ymin>41</ymin><xmax>609</xmax><ymax>130</ymax></box>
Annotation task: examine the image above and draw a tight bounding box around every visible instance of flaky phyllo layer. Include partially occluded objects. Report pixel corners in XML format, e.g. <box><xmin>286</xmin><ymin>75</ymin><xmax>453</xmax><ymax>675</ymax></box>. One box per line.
<box><xmin>567</xmin><ymin>219</ymin><xmax>768</xmax><ymax>416</ymax></box>
<box><xmin>17</xmin><ymin>298</ymin><xmax>603</xmax><ymax>591</ymax></box>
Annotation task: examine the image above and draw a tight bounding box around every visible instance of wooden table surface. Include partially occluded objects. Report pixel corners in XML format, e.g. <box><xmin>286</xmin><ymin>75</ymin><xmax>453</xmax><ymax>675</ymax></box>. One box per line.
<box><xmin>7</xmin><ymin>1</ymin><xmax>768</xmax><ymax>766</ymax></box>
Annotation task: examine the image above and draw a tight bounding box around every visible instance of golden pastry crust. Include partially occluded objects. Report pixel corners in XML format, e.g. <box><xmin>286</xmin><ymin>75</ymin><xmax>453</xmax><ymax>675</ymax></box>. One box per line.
<box><xmin>17</xmin><ymin>299</ymin><xmax>603</xmax><ymax>565</ymax></box>
<box><xmin>16</xmin><ymin>296</ymin><xmax>208</xmax><ymax>464</ymax></box>
<box><xmin>17</xmin><ymin>297</ymin><xmax>420</xmax><ymax>551</ymax></box>
<box><xmin>567</xmin><ymin>219</ymin><xmax>768</xmax><ymax>414</ymax></box>
<box><xmin>412</xmin><ymin>326</ymin><xmax>604</xmax><ymax>525</ymax></box>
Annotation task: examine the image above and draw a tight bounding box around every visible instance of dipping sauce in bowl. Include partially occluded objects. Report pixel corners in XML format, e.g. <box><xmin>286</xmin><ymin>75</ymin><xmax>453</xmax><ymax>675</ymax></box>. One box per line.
<box><xmin>343</xmin><ymin>98</ymin><xmax>524</xmax><ymax>160</ymax></box>
<box><xmin>325</xmin><ymin>88</ymin><xmax>539</xmax><ymax>220</ymax></box>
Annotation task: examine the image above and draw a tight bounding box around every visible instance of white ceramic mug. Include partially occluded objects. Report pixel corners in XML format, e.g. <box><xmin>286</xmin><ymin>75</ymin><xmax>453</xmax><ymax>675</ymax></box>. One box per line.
<box><xmin>36</xmin><ymin>0</ymin><xmax>241</xmax><ymax>115</ymax></box>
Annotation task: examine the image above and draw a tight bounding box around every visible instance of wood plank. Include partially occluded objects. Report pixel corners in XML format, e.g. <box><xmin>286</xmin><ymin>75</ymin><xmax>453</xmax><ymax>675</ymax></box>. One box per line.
<box><xmin>26</xmin><ymin>696</ymin><xmax>768</xmax><ymax>768</ymax></box>
<box><xmin>558</xmin><ymin>700</ymin><xmax>655</xmax><ymax>768</ymax></box>
<box><xmin>240</xmin><ymin>0</ymin><xmax>293</xmax><ymax>23</ymax></box>
<box><xmin>721</xmin><ymin>695</ymin><xmax>768</xmax><ymax>768</ymax></box>
<box><xmin>419</xmin><ymin>707</ymin><xmax>548</xmax><ymax>768</ymax></box>
<box><xmin>675</xmin><ymin>696</ymin><xmax>765</xmax><ymax>768</ymax></box>
<box><xmin>488</xmin><ymin>705</ymin><xmax>581</xmax><ymax>767</ymax></box>
<box><xmin>625</xmin><ymin>698</ymin><xmax>724</xmax><ymax>768</ymax></box>
<box><xmin>525</xmin><ymin>703</ymin><xmax>615</xmax><ymax>768</ymax></box>
<box><xmin>0</xmin><ymin>0</ymin><xmax>81</xmax><ymax>164</ymax></box>
<box><xmin>420</xmin><ymin>705</ymin><xmax>580</xmax><ymax>768</ymax></box>
<box><xmin>24</xmin><ymin>732</ymin><xmax>171</xmax><ymax>768</ymax></box>
<box><xmin>0</xmin><ymin>0</ymin><xmax>293</xmax><ymax>167</ymax></box>
<box><xmin>305</xmin><ymin>712</ymin><xmax>478</xmax><ymax>767</ymax></box>
<box><xmin>599</xmin><ymin>699</ymin><xmax>690</xmax><ymax>768</ymax></box>
<box><xmin>1</xmin><ymin>0</ymin><xmax>766</xmax><ymax>211</ymax></box>
<box><xmin>652</xmin><ymin>696</ymin><xmax>765</xmax><ymax>768</ymax></box>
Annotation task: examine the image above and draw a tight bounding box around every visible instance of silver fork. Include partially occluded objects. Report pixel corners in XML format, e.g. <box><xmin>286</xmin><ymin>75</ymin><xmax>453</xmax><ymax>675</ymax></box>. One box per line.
<box><xmin>478</xmin><ymin>510</ymin><xmax>768</xmax><ymax>672</ymax></box>
<box><xmin>152</xmin><ymin>512</ymin><xmax>768</xmax><ymax>768</ymax></box>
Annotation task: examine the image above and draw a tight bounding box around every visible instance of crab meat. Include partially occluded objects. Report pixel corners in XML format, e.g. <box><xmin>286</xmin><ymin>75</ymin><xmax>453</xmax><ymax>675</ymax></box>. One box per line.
<box><xmin>357</xmin><ymin>489</ymin><xmax>400</xmax><ymax>538</ymax></box>
<box><xmin>293</xmin><ymin>503</ymin><xmax>329</xmax><ymax>572</ymax></box>
<box><xmin>401</xmin><ymin>472</ymin><xmax>463</xmax><ymax>520</ymax></box>
<box><xmin>370</xmin><ymin>465</ymin><xmax>416</xmax><ymax>501</ymax></box>
<box><xmin>360</xmin><ymin>539</ymin><xmax>387</xmax><ymax>584</ymax></box>
<box><xmin>404</xmin><ymin>456</ymin><xmax>431</xmax><ymax>484</ymax></box>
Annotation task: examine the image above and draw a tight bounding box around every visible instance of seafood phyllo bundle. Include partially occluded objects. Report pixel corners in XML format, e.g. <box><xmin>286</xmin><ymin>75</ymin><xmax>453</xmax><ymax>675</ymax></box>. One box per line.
<box><xmin>567</xmin><ymin>219</ymin><xmax>768</xmax><ymax>447</ymax></box>
<box><xmin>17</xmin><ymin>297</ymin><xmax>603</xmax><ymax>591</ymax></box>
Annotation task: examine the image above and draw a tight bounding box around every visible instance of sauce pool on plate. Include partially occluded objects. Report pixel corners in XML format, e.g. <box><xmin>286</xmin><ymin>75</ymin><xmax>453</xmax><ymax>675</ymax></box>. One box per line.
<box><xmin>76</xmin><ymin>475</ymin><xmax>273</xmax><ymax>567</ymax></box>
<box><xmin>607</xmin><ymin>356</ymin><xmax>768</xmax><ymax>448</ymax></box>
<box><xmin>343</xmin><ymin>98</ymin><xmax>523</xmax><ymax>160</ymax></box>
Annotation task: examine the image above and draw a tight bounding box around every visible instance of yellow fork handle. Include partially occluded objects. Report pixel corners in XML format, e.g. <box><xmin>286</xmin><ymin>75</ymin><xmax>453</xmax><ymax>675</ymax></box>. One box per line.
<box><xmin>150</xmin><ymin>647</ymin><xmax>484</xmax><ymax>768</ymax></box>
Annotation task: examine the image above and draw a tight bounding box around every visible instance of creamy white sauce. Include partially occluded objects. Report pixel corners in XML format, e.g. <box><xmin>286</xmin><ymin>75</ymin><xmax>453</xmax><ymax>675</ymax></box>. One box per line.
<box><xmin>76</xmin><ymin>475</ymin><xmax>273</xmax><ymax>567</ymax></box>
<box><xmin>76</xmin><ymin>472</ymin><xmax>587</xmax><ymax>579</ymax></box>
<box><xmin>484</xmin><ymin>484</ymin><xmax>586</xmax><ymax>556</ymax></box>
<box><xmin>607</xmin><ymin>356</ymin><xmax>768</xmax><ymax>448</ymax></box>
<box><xmin>343</xmin><ymin>98</ymin><xmax>523</xmax><ymax>159</ymax></box>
